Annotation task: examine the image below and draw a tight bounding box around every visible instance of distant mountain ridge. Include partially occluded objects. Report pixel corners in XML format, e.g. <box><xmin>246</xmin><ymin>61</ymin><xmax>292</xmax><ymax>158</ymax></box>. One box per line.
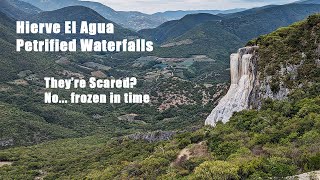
<box><xmin>221</xmin><ymin>4</ymin><xmax>320</xmax><ymax>41</ymax></box>
<box><xmin>18</xmin><ymin>0</ymin><xmax>247</xmax><ymax>30</ymax></box>
<box><xmin>31</xmin><ymin>6</ymin><xmax>138</xmax><ymax>40</ymax></box>
<box><xmin>152</xmin><ymin>8</ymin><xmax>246</xmax><ymax>21</ymax></box>
<box><xmin>7</xmin><ymin>0</ymin><xmax>41</xmax><ymax>14</ymax></box>
<box><xmin>295</xmin><ymin>0</ymin><xmax>320</xmax><ymax>4</ymax></box>
<box><xmin>138</xmin><ymin>3</ymin><xmax>320</xmax><ymax>83</ymax></box>
<box><xmin>19</xmin><ymin>0</ymin><xmax>166</xmax><ymax>30</ymax></box>
<box><xmin>0</xmin><ymin>0</ymin><xmax>41</xmax><ymax>19</ymax></box>
<box><xmin>141</xmin><ymin>4</ymin><xmax>320</xmax><ymax>45</ymax></box>
<box><xmin>139</xmin><ymin>13</ymin><xmax>223</xmax><ymax>44</ymax></box>
<box><xmin>0</xmin><ymin>0</ymin><xmax>138</xmax><ymax>40</ymax></box>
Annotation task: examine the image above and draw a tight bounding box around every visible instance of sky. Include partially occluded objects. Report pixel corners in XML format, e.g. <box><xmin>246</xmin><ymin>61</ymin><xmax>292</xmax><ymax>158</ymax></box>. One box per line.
<box><xmin>88</xmin><ymin>0</ymin><xmax>298</xmax><ymax>14</ymax></box>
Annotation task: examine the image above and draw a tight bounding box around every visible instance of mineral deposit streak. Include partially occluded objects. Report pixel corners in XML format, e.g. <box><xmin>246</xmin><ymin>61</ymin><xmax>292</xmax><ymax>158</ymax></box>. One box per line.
<box><xmin>205</xmin><ymin>46</ymin><xmax>259</xmax><ymax>126</ymax></box>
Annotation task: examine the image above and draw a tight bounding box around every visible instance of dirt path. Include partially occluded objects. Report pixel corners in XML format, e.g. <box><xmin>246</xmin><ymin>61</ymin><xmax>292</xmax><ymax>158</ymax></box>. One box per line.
<box><xmin>172</xmin><ymin>141</ymin><xmax>209</xmax><ymax>166</ymax></box>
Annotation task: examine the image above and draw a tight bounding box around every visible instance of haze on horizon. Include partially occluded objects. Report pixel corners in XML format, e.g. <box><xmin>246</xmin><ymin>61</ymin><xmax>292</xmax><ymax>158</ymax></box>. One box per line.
<box><xmin>86</xmin><ymin>0</ymin><xmax>298</xmax><ymax>14</ymax></box>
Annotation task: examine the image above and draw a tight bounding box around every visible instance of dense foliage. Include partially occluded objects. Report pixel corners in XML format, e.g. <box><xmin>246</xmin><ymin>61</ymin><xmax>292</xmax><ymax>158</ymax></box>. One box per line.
<box><xmin>0</xmin><ymin>10</ymin><xmax>219</xmax><ymax>148</ymax></box>
<box><xmin>139</xmin><ymin>13</ymin><xmax>223</xmax><ymax>44</ymax></box>
<box><xmin>0</xmin><ymin>89</ymin><xmax>319</xmax><ymax>179</ymax></box>
<box><xmin>141</xmin><ymin>4</ymin><xmax>320</xmax><ymax>60</ymax></box>
<box><xmin>248</xmin><ymin>14</ymin><xmax>320</xmax><ymax>92</ymax></box>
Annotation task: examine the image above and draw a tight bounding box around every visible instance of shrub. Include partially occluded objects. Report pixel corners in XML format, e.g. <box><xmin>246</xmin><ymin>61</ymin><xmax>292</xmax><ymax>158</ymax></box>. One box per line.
<box><xmin>192</xmin><ymin>160</ymin><xmax>240</xmax><ymax>180</ymax></box>
<box><xmin>307</xmin><ymin>153</ymin><xmax>320</xmax><ymax>170</ymax></box>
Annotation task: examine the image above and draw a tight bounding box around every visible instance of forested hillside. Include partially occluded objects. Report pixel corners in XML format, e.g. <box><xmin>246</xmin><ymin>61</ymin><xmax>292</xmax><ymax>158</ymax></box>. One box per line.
<box><xmin>31</xmin><ymin>6</ymin><xmax>138</xmax><ymax>40</ymax></box>
<box><xmin>0</xmin><ymin>7</ymin><xmax>220</xmax><ymax>149</ymax></box>
<box><xmin>139</xmin><ymin>3</ymin><xmax>320</xmax><ymax>85</ymax></box>
<box><xmin>139</xmin><ymin>14</ymin><xmax>223</xmax><ymax>44</ymax></box>
<box><xmin>141</xmin><ymin>4</ymin><xmax>320</xmax><ymax>60</ymax></box>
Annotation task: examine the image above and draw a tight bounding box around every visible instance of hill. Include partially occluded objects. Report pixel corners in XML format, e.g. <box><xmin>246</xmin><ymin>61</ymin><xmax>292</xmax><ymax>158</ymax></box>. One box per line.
<box><xmin>0</xmin><ymin>11</ymin><xmax>56</xmax><ymax>82</ymax></box>
<box><xmin>20</xmin><ymin>0</ymin><xmax>166</xmax><ymax>30</ymax></box>
<box><xmin>0</xmin><ymin>8</ymin><xmax>219</xmax><ymax>149</ymax></box>
<box><xmin>139</xmin><ymin>4</ymin><xmax>320</xmax><ymax>73</ymax></box>
<box><xmin>0</xmin><ymin>11</ymin><xmax>139</xmax><ymax>147</ymax></box>
<box><xmin>139</xmin><ymin>13</ymin><xmax>223</xmax><ymax>44</ymax></box>
<box><xmin>218</xmin><ymin>5</ymin><xmax>278</xmax><ymax>19</ymax></box>
<box><xmin>137</xmin><ymin>4</ymin><xmax>320</xmax><ymax>85</ymax></box>
<box><xmin>152</xmin><ymin>8</ymin><xmax>246</xmax><ymax>21</ymax></box>
<box><xmin>0</xmin><ymin>0</ymin><xmax>138</xmax><ymax>40</ymax></box>
<box><xmin>296</xmin><ymin>0</ymin><xmax>320</xmax><ymax>4</ymax></box>
<box><xmin>0</xmin><ymin>0</ymin><xmax>41</xmax><ymax>19</ymax></box>
<box><xmin>30</xmin><ymin>6</ymin><xmax>138</xmax><ymax>40</ymax></box>
<box><xmin>7</xmin><ymin>0</ymin><xmax>41</xmax><ymax>13</ymax></box>
<box><xmin>0</xmin><ymin>12</ymin><xmax>81</xmax><ymax>146</ymax></box>
<box><xmin>1</xmin><ymin>13</ymin><xmax>319</xmax><ymax>180</ymax></box>
<box><xmin>141</xmin><ymin>4</ymin><xmax>320</xmax><ymax>45</ymax></box>
<box><xmin>0</xmin><ymin>10</ymin><xmax>129</xmax><ymax>147</ymax></box>
<box><xmin>18</xmin><ymin>0</ymin><xmax>246</xmax><ymax>30</ymax></box>
<box><xmin>222</xmin><ymin>4</ymin><xmax>320</xmax><ymax>41</ymax></box>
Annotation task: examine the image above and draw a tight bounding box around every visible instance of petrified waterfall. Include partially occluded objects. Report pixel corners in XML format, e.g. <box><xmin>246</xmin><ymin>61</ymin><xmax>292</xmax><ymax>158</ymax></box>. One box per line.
<box><xmin>205</xmin><ymin>46</ymin><xmax>259</xmax><ymax>126</ymax></box>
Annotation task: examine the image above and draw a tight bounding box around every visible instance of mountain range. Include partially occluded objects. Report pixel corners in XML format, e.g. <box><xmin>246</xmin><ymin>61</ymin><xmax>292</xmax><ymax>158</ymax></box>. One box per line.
<box><xmin>4</xmin><ymin>0</ymin><xmax>320</xmax><ymax>31</ymax></box>
<box><xmin>139</xmin><ymin>13</ymin><xmax>224</xmax><ymax>44</ymax></box>
<box><xmin>0</xmin><ymin>0</ymin><xmax>216</xmax><ymax>149</ymax></box>
<box><xmin>141</xmin><ymin>3</ymin><xmax>320</xmax><ymax>44</ymax></box>
<box><xmin>296</xmin><ymin>0</ymin><xmax>320</xmax><ymax>4</ymax></box>
<box><xmin>32</xmin><ymin>6</ymin><xmax>138</xmax><ymax>40</ymax></box>
<box><xmin>0</xmin><ymin>0</ymin><xmax>138</xmax><ymax>41</ymax></box>
<box><xmin>0</xmin><ymin>0</ymin><xmax>41</xmax><ymax>19</ymax></box>
<box><xmin>18</xmin><ymin>0</ymin><xmax>246</xmax><ymax>30</ymax></box>
<box><xmin>139</xmin><ymin>3</ymin><xmax>320</xmax><ymax>75</ymax></box>
<box><xmin>152</xmin><ymin>8</ymin><xmax>246</xmax><ymax>21</ymax></box>
<box><xmin>18</xmin><ymin>0</ymin><xmax>166</xmax><ymax>30</ymax></box>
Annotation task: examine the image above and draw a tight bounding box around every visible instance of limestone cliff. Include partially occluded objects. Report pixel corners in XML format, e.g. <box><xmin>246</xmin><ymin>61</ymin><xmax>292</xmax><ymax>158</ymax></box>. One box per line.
<box><xmin>205</xmin><ymin>44</ymin><xmax>306</xmax><ymax>126</ymax></box>
<box><xmin>205</xmin><ymin>46</ymin><xmax>259</xmax><ymax>126</ymax></box>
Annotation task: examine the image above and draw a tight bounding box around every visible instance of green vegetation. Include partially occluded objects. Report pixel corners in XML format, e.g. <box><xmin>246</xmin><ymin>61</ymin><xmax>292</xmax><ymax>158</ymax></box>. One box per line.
<box><xmin>141</xmin><ymin>4</ymin><xmax>320</xmax><ymax>51</ymax></box>
<box><xmin>139</xmin><ymin>13</ymin><xmax>223</xmax><ymax>44</ymax></box>
<box><xmin>0</xmin><ymin>75</ymin><xmax>217</xmax><ymax>147</ymax></box>
<box><xmin>0</xmin><ymin>103</ymin><xmax>77</xmax><ymax>147</ymax></box>
<box><xmin>0</xmin><ymin>12</ymin><xmax>59</xmax><ymax>82</ymax></box>
<box><xmin>0</xmin><ymin>90</ymin><xmax>319</xmax><ymax>179</ymax></box>
<box><xmin>140</xmin><ymin>5</ymin><xmax>320</xmax><ymax>83</ymax></box>
<box><xmin>0</xmin><ymin>9</ymin><xmax>220</xmax><ymax>148</ymax></box>
<box><xmin>248</xmin><ymin>14</ymin><xmax>320</xmax><ymax>92</ymax></box>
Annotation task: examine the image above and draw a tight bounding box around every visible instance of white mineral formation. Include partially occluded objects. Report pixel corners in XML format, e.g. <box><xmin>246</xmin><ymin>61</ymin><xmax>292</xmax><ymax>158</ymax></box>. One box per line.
<box><xmin>205</xmin><ymin>46</ymin><xmax>259</xmax><ymax>126</ymax></box>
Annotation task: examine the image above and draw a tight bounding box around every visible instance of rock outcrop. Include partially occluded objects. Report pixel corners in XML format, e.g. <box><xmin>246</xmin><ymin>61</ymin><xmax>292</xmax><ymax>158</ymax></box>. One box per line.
<box><xmin>205</xmin><ymin>46</ymin><xmax>259</xmax><ymax>126</ymax></box>
<box><xmin>286</xmin><ymin>170</ymin><xmax>320</xmax><ymax>180</ymax></box>
<box><xmin>126</xmin><ymin>131</ymin><xmax>176</xmax><ymax>142</ymax></box>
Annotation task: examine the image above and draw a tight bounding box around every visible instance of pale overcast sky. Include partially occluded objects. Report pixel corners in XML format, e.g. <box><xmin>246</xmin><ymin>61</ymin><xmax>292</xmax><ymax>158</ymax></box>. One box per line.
<box><xmin>87</xmin><ymin>0</ymin><xmax>298</xmax><ymax>14</ymax></box>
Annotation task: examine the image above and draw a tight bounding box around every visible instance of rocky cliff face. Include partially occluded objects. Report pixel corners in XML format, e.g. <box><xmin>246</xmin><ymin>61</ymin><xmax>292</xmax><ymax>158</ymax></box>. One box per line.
<box><xmin>205</xmin><ymin>46</ymin><xmax>259</xmax><ymax>126</ymax></box>
<box><xmin>205</xmin><ymin>43</ymin><xmax>307</xmax><ymax>126</ymax></box>
<box><xmin>205</xmin><ymin>15</ymin><xmax>320</xmax><ymax>127</ymax></box>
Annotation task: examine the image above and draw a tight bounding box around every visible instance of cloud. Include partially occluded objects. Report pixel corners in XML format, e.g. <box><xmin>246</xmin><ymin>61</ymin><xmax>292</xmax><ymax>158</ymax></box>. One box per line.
<box><xmin>87</xmin><ymin>0</ymin><xmax>297</xmax><ymax>14</ymax></box>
